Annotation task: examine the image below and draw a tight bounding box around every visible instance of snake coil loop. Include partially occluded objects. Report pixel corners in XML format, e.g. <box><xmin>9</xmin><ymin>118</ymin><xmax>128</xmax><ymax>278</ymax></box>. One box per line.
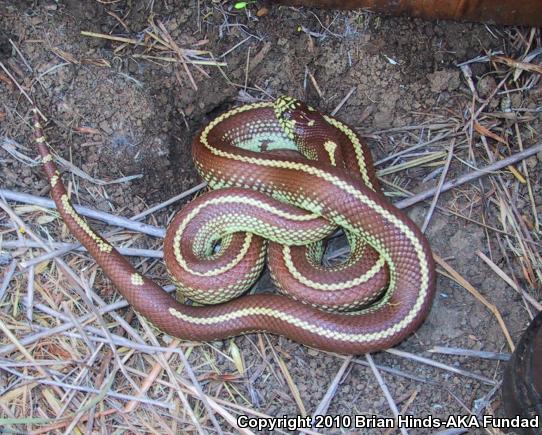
<box><xmin>33</xmin><ymin>97</ymin><xmax>435</xmax><ymax>354</ymax></box>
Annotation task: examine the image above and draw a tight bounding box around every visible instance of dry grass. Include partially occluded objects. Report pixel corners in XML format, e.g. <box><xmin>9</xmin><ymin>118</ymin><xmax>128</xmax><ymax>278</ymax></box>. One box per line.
<box><xmin>0</xmin><ymin>3</ymin><xmax>541</xmax><ymax>434</ymax></box>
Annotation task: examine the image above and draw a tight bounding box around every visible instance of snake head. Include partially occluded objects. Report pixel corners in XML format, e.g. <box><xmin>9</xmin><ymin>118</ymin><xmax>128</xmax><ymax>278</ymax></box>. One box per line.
<box><xmin>274</xmin><ymin>96</ymin><xmax>321</xmax><ymax>141</ymax></box>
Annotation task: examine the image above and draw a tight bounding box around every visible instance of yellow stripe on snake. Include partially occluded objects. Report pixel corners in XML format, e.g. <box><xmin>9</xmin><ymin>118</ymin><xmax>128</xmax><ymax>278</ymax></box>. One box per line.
<box><xmin>33</xmin><ymin>97</ymin><xmax>436</xmax><ymax>353</ymax></box>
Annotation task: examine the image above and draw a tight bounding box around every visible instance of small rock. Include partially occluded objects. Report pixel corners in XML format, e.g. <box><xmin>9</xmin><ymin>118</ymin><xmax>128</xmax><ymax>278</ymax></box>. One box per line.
<box><xmin>99</xmin><ymin>120</ymin><xmax>112</xmax><ymax>134</ymax></box>
<box><xmin>428</xmin><ymin>69</ymin><xmax>461</xmax><ymax>93</ymax></box>
<box><xmin>277</xmin><ymin>37</ymin><xmax>288</xmax><ymax>47</ymax></box>
<box><xmin>510</xmin><ymin>92</ymin><xmax>523</xmax><ymax>108</ymax></box>
<box><xmin>428</xmin><ymin>70</ymin><xmax>461</xmax><ymax>92</ymax></box>
<box><xmin>476</xmin><ymin>75</ymin><xmax>496</xmax><ymax>99</ymax></box>
<box><xmin>526</xmin><ymin>156</ymin><xmax>538</xmax><ymax>170</ymax></box>
<box><xmin>29</xmin><ymin>16</ymin><xmax>43</xmax><ymax>25</ymax></box>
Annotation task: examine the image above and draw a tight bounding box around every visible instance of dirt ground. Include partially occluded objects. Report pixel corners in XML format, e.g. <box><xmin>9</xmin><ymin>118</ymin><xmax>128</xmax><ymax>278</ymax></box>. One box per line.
<box><xmin>1</xmin><ymin>1</ymin><xmax>541</xmax><ymax>434</ymax></box>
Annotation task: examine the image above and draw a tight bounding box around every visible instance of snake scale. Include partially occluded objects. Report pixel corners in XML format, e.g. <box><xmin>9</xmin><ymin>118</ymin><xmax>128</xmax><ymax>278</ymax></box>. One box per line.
<box><xmin>32</xmin><ymin>97</ymin><xmax>435</xmax><ymax>354</ymax></box>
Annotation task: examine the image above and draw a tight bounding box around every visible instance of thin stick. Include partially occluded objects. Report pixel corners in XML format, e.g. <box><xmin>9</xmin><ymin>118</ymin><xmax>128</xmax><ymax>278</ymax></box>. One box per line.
<box><xmin>366</xmin><ymin>353</ymin><xmax>408</xmax><ymax>435</ymax></box>
<box><xmin>385</xmin><ymin>348</ymin><xmax>497</xmax><ymax>385</ymax></box>
<box><xmin>123</xmin><ymin>340</ymin><xmax>180</xmax><ymax>413</ymax></box>
<box><xmin>394</xmin><ymin>142</ymin><xmax>542</xmax><ymax>209</ymax></box>
<box><xmin>331</xmin><ymin>87</ymin><xmax>356</xmax><ymax>116</ymax></box>
<box><xmin>312</xmin><ymin>356</ymin><xmax>352</xmax><ymax>417</ymax></box>
<box><xmin>25</xmin><ymin>266</ymin><xmax>35</xmax><ymax>322</ymax></box>
<box><xmin>29</xmin><ymin>409</ymin><xmax>118</xmax><ymax>435</ymax></box>
<box><xmin>135</xmin><ymin>319</ymin><xmax>214</xmax><ymax>435</ymax></box>
<box><xmin>435</xmin><ymin>254</ymin><xmax>515</xmax><ymax>352</ymax></box>
<box><xmin>428</xmin><ymin>346</ymin><xmax>510</xmax><ymax>362</ymax></box>
<box><xmin>349</xmin><ymin>355</ymin><xmax>438</xmax><ymax>385</ymax></box>
<box><xmin>0</xmin><ymin>286</ymin><xmax>176</xmax><ymax>356</ymax></box>
<box><xmin>421</xmin><ymin>139</ymin><xmax>455</xmax><ymax>233</ymax></box>
<box><xmin>0</xmin><ymin>189</ymin><xmax>165</xmax><ymax>238</ymax></box>
<box><xmin>17</xmin><ymin>376</ymin><xmax>173</xmax><ymax>409</ymax></box>
<box><xmin>0</xmin><ymin>62</ymin><xmax>46</xmax><ymax>120</ymax></box>
<box><xmin>80</xmin><ymin>31</ymin><xmax>163</xmax><ymax>47</ymax></box>
<box><xmin>17</xmin><ymin>243</ymin><xmax>163</xmax><ymax>269</ymax></box>
<box><xmin>0</xmin><ymin>318</ymin><xmax>66</xmax><ymax>400</ymax></box>
<box><xmin>375</xmin><ymin>132</ymin><xmax>461</xmax><ymax>166</ymax></box>
<box><xmin>0</xmin><ymin>260</ymin><xmax>17</xmax><ymax>302</ymax></box>
<box><xmin>476</xmin><ymin>251</ymin><xmax>542</xmax><ymax>311</ymax></box>
<box><xmin>0</xmin><ymin>198</ymin><xmax>142</xmax><ymax>391</ymax></box>
<box><xmin>9</xmin><ymin>39</ymin><xmax>33</xmax><ymax>72</ymax></box>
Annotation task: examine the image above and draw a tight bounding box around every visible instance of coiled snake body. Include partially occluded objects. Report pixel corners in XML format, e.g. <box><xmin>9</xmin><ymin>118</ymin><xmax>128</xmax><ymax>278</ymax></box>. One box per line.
<box><xmin>33</xmin><ymin>97</ymin><xmax>435</xmax><ymax>354</ymax></box>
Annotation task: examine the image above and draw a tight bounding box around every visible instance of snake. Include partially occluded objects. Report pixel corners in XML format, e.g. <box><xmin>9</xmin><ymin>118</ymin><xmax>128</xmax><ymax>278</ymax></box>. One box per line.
<box><xmin>32</xmin><ymin>96</ymin><xmax>435</xmax><ymax>354</ymax></box>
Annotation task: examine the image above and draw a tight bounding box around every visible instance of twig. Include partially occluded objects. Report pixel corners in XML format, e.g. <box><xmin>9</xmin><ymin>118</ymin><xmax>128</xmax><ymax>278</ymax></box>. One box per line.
<box><xmin>123</xmin><ymin>340</ymin><xmax>181</xmax><ymax>413</ymax></box>
<box><xmin>331</xmin><ymin>87</ymin><xmax>356</xmax><ymax>116</ymax></box>
<box><xmin>476</xmin><ymin>251</ymin><xmax>542</xmax><ymax>311</ymax></box>
<box><xmin>80</xmin><ymin>30</ymin><xmax>164</xmax><ymax>48</ymax></box>
<box><xmin>0</xmin><ymin>189</ymin><xmax>165</xmax><ymax>238</ymax></box>
<box><xmin>428</xmin><ymin>346</ymin><xmax>510</xmax><ymax>362</ymax></box>
<box><xmin>349</xmin><ymin>356</ymin><xmax>438</xmax><ymax>385</ymax></box>
<box><xmin>0</xmin><ymin>260</ymin><xmax>17</xmax><ymax>302</ymax></box>
<box><xmin>375</xmin><ymin>132</ymin><xmax>461</xmax><ymax>166</ymax></box>
<box><xmin>16</xmin><ymin>243</ymin><xmax>163</xmax><ymax>269</ymax></box>
<box><xmin>0</xmin><ymin>198</ymin><xmax>141</xmax><ymax>392</ymax></box>
<box><xmin>28</xmin><ymin>409</ymin><xmax>117</xmax><ymax>435</ymax></box>
<box><xmin>395</xmin><ymin>142</ymin><xmax>542</xmax><ymax>209</ymax></box>
<box><xmin>435</xmin><ymin>254</ymin><xmax>515</xmax><ymax>352</ymax></box>
<box><xmin>306</xmin><ymin>67</ymin><xmax>323</xmax><ymax>98</ymax></box>
<box><xmin>312</xmin><ymin>356</ymin><xmax>352</xmax><ymax>417</ymax></box>
<box><xmin>9</xmin><ymin>38</ymin><xmax>33</xmax><ymax>72</ymax></box>
<box><xmin>0</xmin><ymin>286</ymin><xmax>176</xmax><ymax>356</ymax></box>
<box><xmin>18</xmin><ymin>376</ymin><xmax>173</xmax><ymax>409</ymax></box>
<box><xmin>0</xmin><ymin>318</ymin><xmax>66</xmax><ymax>400</ymax></box>
<box><xmin>385</xmin><ymin>348</ymin><xmax>498</xmax><ymax>385</ymax></box>
<box><xmin>366</xmin><ymin>353</ymin><xmax>408</xmax><ymax>435</ymax></box>
<box><xmin>135</xmin><ymin>318</ymin><xmax>215</xmax><ymax>435</ymax></box>
<box><xmin>0</xmin><ymin>62</ymin><xmax>46</xmax><ymax>120</ymax></box>
<box><xmin>275</xmin><ymin>354</ymin><xmax>307</xmax><ymax>416</ymax></box>
<box><xmin>421</xmin><ymin>139</ymin><xmax>455</xmax><ymax>233</ymax></box>
<box><xmin>25</xmin><ymin>266</ymin><xmax>34</xmax><ymax>322</ymax></box>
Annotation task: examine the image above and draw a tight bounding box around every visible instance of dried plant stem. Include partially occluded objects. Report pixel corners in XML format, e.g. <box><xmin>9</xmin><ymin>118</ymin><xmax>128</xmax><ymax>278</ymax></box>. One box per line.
<box><xmin>421</xmin><ymin>139</ymin><xmax>455</xmax><ymax>233</ymax></box>
<box><xmin>0</xmin><ymin>260</ymin><xmax>17</xmax><ymax>302</ymax></box>
<box><xmin>434</xmin><ymin>254</ymin><xmax>515</xmax><ymax>352</ymax></box>
<box><xmin>395</xmin><ymin>141</ymin><xmax>542</xmax><ymax>209</ymax></box>
<box><xmin>366</xmin><ymin>353</ymin><xmax>408</xmax><ymax>435</ymax></box>
<box><xmin>385</xmin><ymin>348</ymin><xmax>497</xmax><ymax>385</ymax></box>
<box><xmin>428</xmin><ymin>346</ymin><xmax>510</xmax><ymax>361</ymax></box>
<box><xmin>0</xmin><ymin>189</ymin><xmax>165</xmax><ymax>237</ymax></box>
<box><xmin>313</xmin><ymin>356</ymin><xmax>352</xmax><ymax>417</ymax></box>
<box><xmin>0</xmin><ymin>61</ymin><xmax>46</xmax><ymax>120</ymax></box>
<box><xmin>476</xmin><ymin>251</ymin><xmax>542</xmax><ymax>311</ymax></box>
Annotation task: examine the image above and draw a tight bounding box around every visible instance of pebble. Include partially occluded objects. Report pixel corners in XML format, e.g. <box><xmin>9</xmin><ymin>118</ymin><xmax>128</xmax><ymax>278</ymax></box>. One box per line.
<box><xmin>526</xmin><ymin>156</ymin><xmax>538</xmax><ymax>170</ymax></box>
<box><xmin>99</xmin><ymin>120</ymin><xmax>112</xmax><ymax>134</ymax></box>
<box><xmin>476</xmin><ymin>75</ymin><xmax>496</xmax><ymax>99</ymax></box>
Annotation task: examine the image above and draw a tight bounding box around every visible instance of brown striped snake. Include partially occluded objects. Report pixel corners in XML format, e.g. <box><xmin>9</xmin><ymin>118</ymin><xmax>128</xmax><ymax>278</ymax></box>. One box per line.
<box><xmin>33</xmin><ymin>97</ymin><xmax>435</xmax><ymax>354</ymax></box>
